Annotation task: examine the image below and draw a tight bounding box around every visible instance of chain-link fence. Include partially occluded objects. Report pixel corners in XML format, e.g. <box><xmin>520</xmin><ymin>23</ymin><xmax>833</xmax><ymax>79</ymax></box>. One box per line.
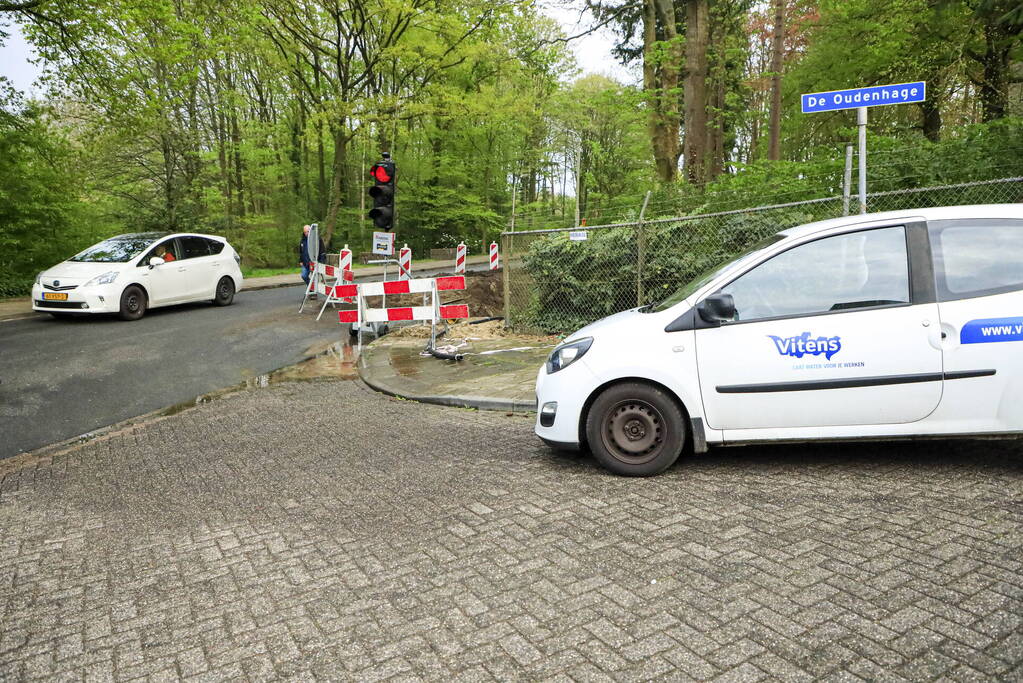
<box><xmin>501</xmin><ymin>177</ymin><xmax>1023</xmax><ymax>334</ymax></box>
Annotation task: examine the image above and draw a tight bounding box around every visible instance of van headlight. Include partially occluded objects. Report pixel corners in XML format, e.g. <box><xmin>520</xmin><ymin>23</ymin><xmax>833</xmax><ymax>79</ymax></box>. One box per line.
<box><xmin>546</xmin><ymin>337</ymin><xmax>593</xmax><ymax>374</ymax></box>
<box><xmin>83</xmin><ymin>271</ymin><xmax>120</xmax><ymax>287</ymax></box>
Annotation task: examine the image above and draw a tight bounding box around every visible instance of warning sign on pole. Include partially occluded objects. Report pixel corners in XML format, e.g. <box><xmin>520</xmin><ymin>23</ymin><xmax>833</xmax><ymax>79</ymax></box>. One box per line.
<box><xmin>372</xmin><ymin>232</ymin><xmax>395</xmax><ymax>255</ymax></box>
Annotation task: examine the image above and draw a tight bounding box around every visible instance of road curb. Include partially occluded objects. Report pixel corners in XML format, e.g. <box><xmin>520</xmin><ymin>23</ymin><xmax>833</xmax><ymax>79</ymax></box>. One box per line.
<box><xmin>357</xmin><ymin>352</ymin><xmax>537</xmax><ymax>413</ymax></box>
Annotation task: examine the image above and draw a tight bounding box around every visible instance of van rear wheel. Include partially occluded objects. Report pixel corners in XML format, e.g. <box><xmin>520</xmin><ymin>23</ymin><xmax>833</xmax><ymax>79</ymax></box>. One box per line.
<box><xmin>585</xmin><ymin>382</ymin><xmax>686</xmax><ymax>476</ymax></box>
<box><xmin>213</xmin><ymin>276</ymin><xmax>235</xmax><ymax>306</ymax></box>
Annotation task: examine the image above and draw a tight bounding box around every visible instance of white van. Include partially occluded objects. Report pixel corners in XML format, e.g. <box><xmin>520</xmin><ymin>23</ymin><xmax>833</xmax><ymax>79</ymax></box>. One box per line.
<box><xmin>534</xmin><ymin>205</ymin><xmax>1023</xmax><ymax>476</ymax></box>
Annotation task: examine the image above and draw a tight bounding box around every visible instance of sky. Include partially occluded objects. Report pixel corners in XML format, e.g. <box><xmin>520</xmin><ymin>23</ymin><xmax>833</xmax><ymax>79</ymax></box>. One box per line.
<box><xmin>0</xmin><ymin>2</ymin><xmax>637</xmax><ymax>95</ymax></box>
<box><xmin>1</xmin><ymin>21</ymin><xmax>44</xmax><ymax>95</ymax></box>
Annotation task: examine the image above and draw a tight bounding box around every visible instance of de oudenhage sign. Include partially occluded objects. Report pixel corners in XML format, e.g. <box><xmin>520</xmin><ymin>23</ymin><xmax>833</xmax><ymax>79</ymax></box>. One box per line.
<box><xmin>801</xmin><ymin>82</ymin><xmax>926</xmax><ymax>114</ymax></box>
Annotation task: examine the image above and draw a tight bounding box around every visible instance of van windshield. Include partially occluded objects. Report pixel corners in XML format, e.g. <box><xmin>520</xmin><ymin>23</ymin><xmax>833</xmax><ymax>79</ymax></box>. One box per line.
<box><xmin>648</xmin><ymin>234</ymin><xmax>785</xmax><ymax>312</ymax></box>
<box><xmin>69</xmin><ymin>236</ymin><xmax>161</xmax><ymax>263</ymax></box>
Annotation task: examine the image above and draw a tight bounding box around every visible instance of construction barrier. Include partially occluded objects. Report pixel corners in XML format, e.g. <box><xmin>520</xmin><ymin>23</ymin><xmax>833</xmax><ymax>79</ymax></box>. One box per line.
<box><xmin>337</xmin><ymin>275</ymin><xmax>469</xmax><ymax>326</ymax></box>
<box><xmin>489</xmin><ymin>241</ymin><xmax>499</xmax><ymax>270</ymax></box>
<box><xmin>299</xmin><ymin>258</ymin><xmax>338</xmax><ymax>313</ymax></box>
<box><xmin>314</xmin><ymin>267</ymin><xmax>355</xmax><ymax>320</ymax></box>
<box><xmin>399</xmin><ymin>244</ymin><xmax>412</xmax><ymax>280</ymax></box>
<box><xmin>454</xmin><ymin>242</ymin><xmax>466</xmax><ymax>274</ymax></box>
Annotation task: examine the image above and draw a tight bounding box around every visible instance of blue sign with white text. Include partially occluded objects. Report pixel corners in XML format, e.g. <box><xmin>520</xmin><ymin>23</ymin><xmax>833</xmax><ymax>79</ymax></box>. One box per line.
<box><xmin>961</xmin><ymin>317</ymin><xmax>1023</xmax><ymax>344</ymax></box>
<box><xmin>802</xmin><ymin>82</ymin><xmax>926</xmax><ymax>114</ymax></box>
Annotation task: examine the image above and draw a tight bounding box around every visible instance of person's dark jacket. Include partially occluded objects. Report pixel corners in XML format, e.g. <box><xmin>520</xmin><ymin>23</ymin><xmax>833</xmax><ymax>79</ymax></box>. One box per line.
<box><xmin>299</xmin><ymin>236</ymin><xmax>327</xmax><ymax>265</ymax></box>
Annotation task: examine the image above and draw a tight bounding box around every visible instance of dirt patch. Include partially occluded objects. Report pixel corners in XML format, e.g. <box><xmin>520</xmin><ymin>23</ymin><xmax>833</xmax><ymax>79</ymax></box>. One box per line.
<box><xmin>388</xmin><ymin>319</ymin><xmax>557</xmax><ymax>344</ymax></box>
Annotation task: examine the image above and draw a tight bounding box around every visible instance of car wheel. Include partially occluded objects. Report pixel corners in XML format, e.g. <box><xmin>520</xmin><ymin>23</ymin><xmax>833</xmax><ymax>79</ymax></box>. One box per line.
<box><xmin>585</xmin><ymin>382</ymin><xmax>686</xmax><ymax>476</ymax></box>
<box><xmin>118</xmin><ymin>285</ymin><xmax>147</xmax><ymax>321</ymax></box>
<box><xmin>213</xmin><ymin>276</ymin><xmax>235</xmax><ymax>306</ymax></box>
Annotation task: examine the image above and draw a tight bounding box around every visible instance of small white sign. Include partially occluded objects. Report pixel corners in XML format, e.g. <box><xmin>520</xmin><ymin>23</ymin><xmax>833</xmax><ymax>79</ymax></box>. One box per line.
<box><xmin>569</xmin><ymin>230</ymin><xmax>588</xmax><ymax>241</ymax></box>
<box><xmin>372</xmin><ymin>231</ymin><xmax>395</xmax><ymax>255</ymax></box>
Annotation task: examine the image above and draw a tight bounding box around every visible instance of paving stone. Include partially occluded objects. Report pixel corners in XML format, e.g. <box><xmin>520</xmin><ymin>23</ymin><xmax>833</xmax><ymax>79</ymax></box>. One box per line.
<box><xmin>0</xmin><ymin>381</ymin><xmax>1020</xmax><ymax>680</ymax></box>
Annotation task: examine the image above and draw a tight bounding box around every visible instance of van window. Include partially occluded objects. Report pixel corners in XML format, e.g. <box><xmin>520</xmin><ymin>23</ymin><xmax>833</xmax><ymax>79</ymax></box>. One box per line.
<box><xmin>139</xmin><ymin>239</ymin><xmax>180</xmax><ymax>266</ymax></box>
<box><xmin>929</xmin><ymin>219</ymin><xmax>1023</xmax><ymax>301</ymax></box>
<box><xmin>180</xmin><ymin>236</ymin><xmax>212</xmax><ymax>259</ymax></box>
<box><xmin>719</xmin><ymin>226</ymin><xmax>909</xmax><ymax>322</ymax></box>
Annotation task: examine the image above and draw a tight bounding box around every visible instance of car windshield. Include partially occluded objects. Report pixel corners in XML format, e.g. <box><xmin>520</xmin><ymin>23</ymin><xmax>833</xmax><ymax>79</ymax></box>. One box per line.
<box><xmin>648</xmin><ymin>233</ymin><xmax>786</xmax><ymax>312</ymax></box>
<box><xmin>69</xmin><ymin>235</ymin><xmax>161</xmax><ymax>263</ymax></box>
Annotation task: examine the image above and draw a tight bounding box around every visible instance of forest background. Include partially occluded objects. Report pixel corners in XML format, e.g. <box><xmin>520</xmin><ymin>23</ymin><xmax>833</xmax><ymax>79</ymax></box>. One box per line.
<box><xmin>1</xmin><ymin>0</ymin><xmax>1021</xmax><ymax>296</ymax></box>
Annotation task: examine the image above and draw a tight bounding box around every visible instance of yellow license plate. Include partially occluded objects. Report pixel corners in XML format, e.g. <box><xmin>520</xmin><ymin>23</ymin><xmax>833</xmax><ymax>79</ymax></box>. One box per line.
<box><xmin>43</xmin><ymin>292</ymin><xmax>68</xmax><ymax>301</ymax></box>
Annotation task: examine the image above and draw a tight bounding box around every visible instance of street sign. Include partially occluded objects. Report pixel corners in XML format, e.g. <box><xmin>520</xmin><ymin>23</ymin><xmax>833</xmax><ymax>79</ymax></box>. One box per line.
<box><xmin>801</xmin><ymin>82</ymin><xmax>926</xmax><ymax>114</ymax></box>
<box><xmin>372</xmin><ymin>231</ymin><xmax>395</xmax><ymax>255</ymax></box>
<box><xmin>801</xmin><ymin>81</ymin><xmax>926</xmax><ymax>215</ymax></box>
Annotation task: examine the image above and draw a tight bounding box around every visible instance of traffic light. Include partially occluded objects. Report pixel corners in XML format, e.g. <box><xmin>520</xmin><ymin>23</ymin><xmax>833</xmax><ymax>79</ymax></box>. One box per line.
<box><xmin>368</xmin><ymin>152</ymin><xmax>396</xmax><ymax>230</ymax></box>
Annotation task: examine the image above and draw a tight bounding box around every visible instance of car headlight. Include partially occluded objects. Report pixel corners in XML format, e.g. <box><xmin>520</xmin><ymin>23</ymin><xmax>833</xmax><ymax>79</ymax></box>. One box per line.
<box><xmin>35</xmin><ymin>272</ymin><xmax>43</xmax><ymax>285</ymax></box>
<box><xmin>546</xmin><ymin>337</ymin><xmax>593</xmax><ymax>374</ymax></box>
<box><xmin>83</xmin><ymin>271</ymin><xmax>120</xmax><ymax>287</ymax></box>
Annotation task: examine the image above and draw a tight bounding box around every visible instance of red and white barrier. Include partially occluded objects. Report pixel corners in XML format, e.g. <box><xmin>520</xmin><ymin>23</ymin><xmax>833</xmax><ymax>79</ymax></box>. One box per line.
<box><xmin>489</xmin><ymin>241</ymin><xmax>499</xmax><ymax>270</ymax></box>
<box><xmin>455</xmin><ymin>243</ymin><xmax>466</xmax><ymax>274</ymax></box>
<box><xmin>337</xmin><ymin>275</ymin><xmax>469</xmax><ymax>329</ymax></box>
<box><xmin>339</xmin><ymin>245</ymin><xmax>352</xmax><ymax>272</ymax></box>
<box><xmin>399</xmin><ymin>244</ymin><xmax>412</xmax><ymax>280</ymax></box>
<box><xmin>300</xmin><ymin>257</ymin><xmax>341</xmax><ymax>313</ymax></box>
<box><xmin>314</xmin><ymin>267</ymin><xmax>355</xmax><ymax>320</ymax></box>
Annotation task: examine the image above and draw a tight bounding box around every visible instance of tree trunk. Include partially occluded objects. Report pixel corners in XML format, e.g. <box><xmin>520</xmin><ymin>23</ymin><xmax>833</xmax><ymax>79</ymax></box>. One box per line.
<box><xmin>643</xmin><ymin>0</ymin><xmax>681</xmax><ymax>182</ymax></box>
<box><xmin>709</xmin><ymin>75</ymin><xmax>726</xmax><ymax>179</ymax></box>
<box><xmin>230</xmin><ymin>107</ymin><xmax>245</xmax><ymax>218</ymax></box>
<box><xmin>979</xmin><ymin>24</ymin><xmax>1011</xmax><ymax>122</ymax></box>
<box><xmin>767</xmin><ymin>0</ymin><xmax>785</xmax><ymax>161</ymax></box>
<box><xmin>578</xmin><ymin>141</ymin><xmax>589</xmax><ymax>220</ymax></box>
<box><xmin>683</xmin><ymin>0</ymin><xmax>710</xmax><ymax>185</ymax></box>
<box><xmin>161</xmin><ymin>131</ymin><xmax>176</xmax><ymax>230</ymax></box>
<box><xmin>920</xmin><ymin>98</ymin><xmax>941</xmax><ymax>142</ymax></box>
<box><xmin>323</xmin><ymin>126</ymin><xmax>349</xmax><ymax>246</ymax></box>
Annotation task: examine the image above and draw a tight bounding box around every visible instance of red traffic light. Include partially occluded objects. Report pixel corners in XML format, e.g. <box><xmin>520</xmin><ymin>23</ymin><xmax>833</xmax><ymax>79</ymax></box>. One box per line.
<box><xmin>370</xmin><ymin>164</ymin><xmax>393</xmax><ymax>184</ymax></box>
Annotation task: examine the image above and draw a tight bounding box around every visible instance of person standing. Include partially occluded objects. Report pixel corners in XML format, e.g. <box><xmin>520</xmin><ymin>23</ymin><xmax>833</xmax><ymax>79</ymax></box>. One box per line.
<box><xmin>299</xmin><ymin>224</ymin><xmax>327</xmax><ymax>289</ymax></box>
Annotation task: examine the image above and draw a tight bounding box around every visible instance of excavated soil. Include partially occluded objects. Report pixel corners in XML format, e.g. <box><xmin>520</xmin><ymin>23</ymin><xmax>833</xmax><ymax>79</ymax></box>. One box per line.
<box><xmin>387</xmin><ymin>319</ymin><xmax>557</xmax><ymax>344</ymax></box>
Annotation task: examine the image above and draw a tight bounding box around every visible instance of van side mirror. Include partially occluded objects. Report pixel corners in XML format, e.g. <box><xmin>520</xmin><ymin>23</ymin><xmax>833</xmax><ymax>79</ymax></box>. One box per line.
<box><xmin>697</xmin><ymin>292</ymin><xmax>736</xmax><ymax>324</ymax></box>
<box><xmin>149</xmin><ymin>257</ymin><xmax>165</xmax><ymax>268</ymax></box>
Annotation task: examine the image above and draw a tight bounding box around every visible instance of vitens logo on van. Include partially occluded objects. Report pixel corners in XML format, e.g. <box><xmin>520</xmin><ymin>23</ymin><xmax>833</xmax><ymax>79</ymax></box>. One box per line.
<box><xmin>768</xmin><ymin>332</ymin><xmax>842</xmax><ymax>360</ymax></box>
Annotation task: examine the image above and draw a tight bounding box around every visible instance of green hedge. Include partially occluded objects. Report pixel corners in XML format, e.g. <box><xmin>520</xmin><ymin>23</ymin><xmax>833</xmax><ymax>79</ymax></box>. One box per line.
<box><xmin>0</xmin><ymin>274</ymin><xmax>34</xmax><ymax>298</ymax></box>
<box><xmin>518</xmin><ymin>207</ymin><xmax>823</xmax><ymax>333</ymax></box>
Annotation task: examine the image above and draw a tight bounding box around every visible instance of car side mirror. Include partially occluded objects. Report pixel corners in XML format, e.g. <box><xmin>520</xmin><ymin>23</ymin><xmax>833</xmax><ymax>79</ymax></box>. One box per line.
<box><xmin>697</xmin><ymin>292</ymin><xmax>736</xmax><ymax>324</ymax></box>
<box><xmin>149</xmin><ymin>257</ymin><xmax>165</xmax><ymax>268</ymax></box>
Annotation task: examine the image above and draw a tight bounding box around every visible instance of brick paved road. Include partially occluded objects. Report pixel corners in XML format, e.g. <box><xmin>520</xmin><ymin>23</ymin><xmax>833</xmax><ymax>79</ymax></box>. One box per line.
<box><xmin>1</xmin><ymin>380</ymin><xmax>1021</xmax><ymax>681</ymax></box>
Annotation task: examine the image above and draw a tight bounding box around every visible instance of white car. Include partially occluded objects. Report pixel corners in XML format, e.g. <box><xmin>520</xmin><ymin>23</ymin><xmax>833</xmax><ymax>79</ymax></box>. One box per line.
<box><xmin>535</xmin><ymin>204</ymin><xmax>1023</xmax><ymax>476</ymax></box>
<box><xmin>32</xmin><ymin>232</ymin><xmax>244</xmax><ymax>321</ymax></box>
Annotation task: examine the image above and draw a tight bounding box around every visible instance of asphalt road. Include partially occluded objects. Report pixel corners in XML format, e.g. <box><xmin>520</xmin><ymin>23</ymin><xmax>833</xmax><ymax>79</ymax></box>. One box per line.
<box><xmin>1</xmin><ymin>263</ymin><xmax>490</xmax><ymax>459</ymax></box>
<box><xmin>0</xmin><ymin>285</ymin><xmax>346</xmax><ymax>458</ymax></box>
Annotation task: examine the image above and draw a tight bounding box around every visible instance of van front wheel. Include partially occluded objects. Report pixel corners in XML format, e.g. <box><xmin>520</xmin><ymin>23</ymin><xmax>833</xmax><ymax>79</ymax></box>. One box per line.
<box><xmin>585</xmin><ymin>382</ymin><xmax>686</xmax><ymax>477</ymax></box>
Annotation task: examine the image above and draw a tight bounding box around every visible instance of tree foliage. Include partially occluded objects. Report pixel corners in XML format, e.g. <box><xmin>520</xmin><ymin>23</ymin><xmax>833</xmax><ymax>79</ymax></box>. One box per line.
<box><xmin>0</xmin><ymin>0</ymin><xmax>1020</xmax><ymax>297</ymax></box>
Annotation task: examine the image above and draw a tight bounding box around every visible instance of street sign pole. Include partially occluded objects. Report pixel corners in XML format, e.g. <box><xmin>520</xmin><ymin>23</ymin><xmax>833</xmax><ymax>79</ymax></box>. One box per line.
<box><xmin>857</xmin><ymin>107</ymin><xmax>868</xmax><ymax>214</ymax></box>
<box><xmin>801</xmin><ymin>82</ymin><xmax>925</xmax><ymax>215</ymax></box>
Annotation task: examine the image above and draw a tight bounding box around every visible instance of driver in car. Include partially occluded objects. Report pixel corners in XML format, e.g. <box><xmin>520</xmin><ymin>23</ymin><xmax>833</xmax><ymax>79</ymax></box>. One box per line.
<box><xmin>156</xmin><ymin>245</ymin><xmax>176</xmax><ymax>262</ymax></box>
